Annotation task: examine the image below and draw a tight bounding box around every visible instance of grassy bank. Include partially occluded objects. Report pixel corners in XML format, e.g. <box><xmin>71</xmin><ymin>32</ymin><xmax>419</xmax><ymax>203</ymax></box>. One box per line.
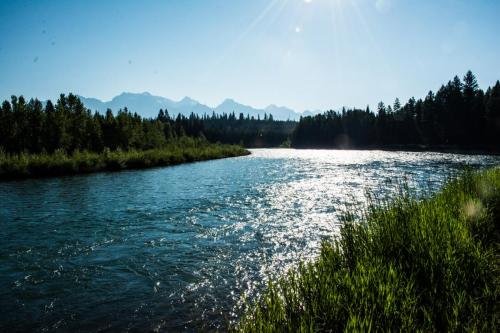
<box><xmin>0</xmin><ymin>141</ymin><xmax>249</xmax><ymax>180</ymax></box>
<box><xmin>236</xmin><ymin>168</ymin><xmax>499</xmax><ymax>332</ymax></box>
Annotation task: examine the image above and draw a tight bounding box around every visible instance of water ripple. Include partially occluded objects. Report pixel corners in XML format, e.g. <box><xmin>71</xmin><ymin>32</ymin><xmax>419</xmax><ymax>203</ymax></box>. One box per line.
<box><xmin>0</xmin><ymin>149</ymin><xmax>498</xmax><ymax>331</ymax></box>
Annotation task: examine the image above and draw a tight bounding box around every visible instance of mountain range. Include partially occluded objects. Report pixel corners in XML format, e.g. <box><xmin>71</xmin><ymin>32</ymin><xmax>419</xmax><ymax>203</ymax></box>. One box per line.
<box><xmin>77</xmin><ymin>92</ymin><xmax>318</xmax><ymax>121</ymax></box>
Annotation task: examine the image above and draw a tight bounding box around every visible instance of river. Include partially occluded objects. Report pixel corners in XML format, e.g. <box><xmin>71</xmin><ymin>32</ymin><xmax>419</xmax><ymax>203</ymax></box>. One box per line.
<box><xmin>1</xmin><ymin>149</ymin><xmax>498</xmax><ymax>332</ymax></box>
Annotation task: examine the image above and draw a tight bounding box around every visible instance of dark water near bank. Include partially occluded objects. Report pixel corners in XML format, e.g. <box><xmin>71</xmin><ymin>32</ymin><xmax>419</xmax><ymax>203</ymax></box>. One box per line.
<box><xmin>1</xmin><ymin>149</ymin><xmax>499</xmax><ymax>332</ymax></box>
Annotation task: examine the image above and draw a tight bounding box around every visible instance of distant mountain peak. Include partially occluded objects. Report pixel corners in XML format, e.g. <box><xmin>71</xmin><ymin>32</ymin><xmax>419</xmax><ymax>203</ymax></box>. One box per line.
<box><xmin>116</xmin><ymin>91</ymin><xmax>153</xmax><ymax>98</ymax></box>
<box><xmin>220</xmin><ymin>98</ymin><xmax>237</xmax><ymax>105</ymax></box>
<box><xmin>266</xmin><ymin>104</ymin><xmax>293</xmax><ymax>111</ymax></box>
<box><xmin>179</xmin><ymin>96</ymin><xmax>197</xmax><ymax>105</ymax></box>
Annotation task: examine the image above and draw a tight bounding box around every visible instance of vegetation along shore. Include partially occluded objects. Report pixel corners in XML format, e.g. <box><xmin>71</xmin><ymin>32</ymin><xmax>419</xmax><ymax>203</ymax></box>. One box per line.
<box><xmin>236</xmin><ymin>167</ymin><xmax>500</xmax><ymax>332</ymax></box>
<box><xmin>0</xmin><ymin>141</ymin><xmax>249</xmax><ymax>181</ymax></box>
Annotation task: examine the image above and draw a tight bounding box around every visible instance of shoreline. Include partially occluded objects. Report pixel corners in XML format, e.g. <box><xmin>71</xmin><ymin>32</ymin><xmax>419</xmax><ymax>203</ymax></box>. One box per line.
<box><xmin>0</xmin><ymin>145</ymin><xmax>250</xmax><ymax>181</ymax></box>
<box><xmin>286</xmin><ymin>145</ymin><xmax>500</xmax><ymax>156</ymax></box>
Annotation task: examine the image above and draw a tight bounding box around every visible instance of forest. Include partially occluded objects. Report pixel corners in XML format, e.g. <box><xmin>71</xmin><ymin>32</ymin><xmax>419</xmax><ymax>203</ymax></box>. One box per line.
<box><xmin>0</xmin><ymin>94</ymin><xmax>294</xmax><ymax>155</ymax></box>
<box><xmin>202</xmin><ymin>113</ymin><xmax>295</xmax><ymax>147</ymax></box>
<box><xmin>0</xmin><ymin>94</ymin><xmax>250</xmax><ymax>179</ymax></box>
<box><xmin>291</xmin><ymin>71</ymin><xmax>500</xmax><ymax>151</ymax></box>
<box><xmin>0</xmin><ymin>71</ymin><xmax>498</xmax><ymax>161</ymax></box>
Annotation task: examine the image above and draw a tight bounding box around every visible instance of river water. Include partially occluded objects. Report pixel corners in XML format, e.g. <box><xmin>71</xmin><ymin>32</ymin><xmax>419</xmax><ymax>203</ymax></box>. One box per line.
<box><xmin>0</xmin><ymin>149</ymin><xmax>498</xmax><ymax>332</ymax></box>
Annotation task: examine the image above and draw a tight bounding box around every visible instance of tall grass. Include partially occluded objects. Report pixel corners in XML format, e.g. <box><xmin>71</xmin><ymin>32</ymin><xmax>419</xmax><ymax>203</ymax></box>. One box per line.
<box><xmin>236</xmin><ymin>168</ymin><xmax>500</xmax><ymax>332</ymax></box>
<box><xmin>0</xmin><ymin>141</ymin><xmax>249</xmax><ymax>180</ymax></box>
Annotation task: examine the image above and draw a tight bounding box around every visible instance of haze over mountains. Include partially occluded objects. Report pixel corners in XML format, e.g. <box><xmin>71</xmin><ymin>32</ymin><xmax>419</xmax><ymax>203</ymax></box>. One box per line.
<box><xmin>78</xmin><ymin>92</ymin><xmax>317</xmax><ymax>121</ymax></box>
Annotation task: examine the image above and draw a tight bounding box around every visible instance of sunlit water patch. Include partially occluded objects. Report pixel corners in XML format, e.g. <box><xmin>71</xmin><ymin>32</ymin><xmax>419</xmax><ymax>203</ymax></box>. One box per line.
<box><xmin>0</xmin><ymin>149</ymin><xmax>498</xmax><ymax>331</ymax></box>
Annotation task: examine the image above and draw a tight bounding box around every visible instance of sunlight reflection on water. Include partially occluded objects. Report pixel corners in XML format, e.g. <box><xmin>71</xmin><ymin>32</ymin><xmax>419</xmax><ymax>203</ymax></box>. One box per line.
<box><xmin>0</xmin><ymin>149</ymin><xmax>498</xmax><ymax>331</ymax></box>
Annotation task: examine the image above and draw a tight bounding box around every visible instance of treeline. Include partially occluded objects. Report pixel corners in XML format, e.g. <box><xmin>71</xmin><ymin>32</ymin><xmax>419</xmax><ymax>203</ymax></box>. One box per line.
<box><xmin>0</xmin><ymin>94</ymin><xmax>294</xmax><ymax>154</ymax></box>
<box><xmin>161</xmin><ymin>111</ymin><xmax>295</xmax><ymax>147</ymax></box>
<box><xmin>202</xmin><ymin>113</ymin><xmax>295</xmax><ymax>147</ymax></box>
<box><xmin>0</xmin><ymin>94</ymin><xmax>254</xmax><ymax>179</ymax></box>
<box><xmin>4</xmin><ymin>71</ymin><xmax>497</xmax><ymax>154</ymax></box>
<box><xmin>0</xmin><ymin>94</ymin><xmax>189</xmax><ymax>154</ymax></box>
<box><xmin>291</xmin><ymin>71</ymin><xmax>500</xmax><ymax>150</ymax></box>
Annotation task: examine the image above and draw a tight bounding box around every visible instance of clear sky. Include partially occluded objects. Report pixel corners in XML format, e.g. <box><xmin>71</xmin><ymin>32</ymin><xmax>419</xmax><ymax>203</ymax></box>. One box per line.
<box><xmin>0</xmin><ymin>0</ymin><xmax>499</xmax><ymax>112</ymax></box>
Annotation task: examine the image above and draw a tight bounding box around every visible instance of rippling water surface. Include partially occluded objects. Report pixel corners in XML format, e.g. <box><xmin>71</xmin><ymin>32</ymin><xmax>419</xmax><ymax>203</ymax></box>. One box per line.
<box><xmin>1</xmin><ymin>149</ymin><xmax>499</xmax><ymax>331</ymax></box>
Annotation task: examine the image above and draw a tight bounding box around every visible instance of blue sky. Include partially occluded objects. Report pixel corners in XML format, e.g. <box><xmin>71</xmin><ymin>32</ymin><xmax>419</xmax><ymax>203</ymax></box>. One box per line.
<box><xmin>0</xmin><ymin>0</ymin><xmax>499</xmax><ymax>112</ymax></box>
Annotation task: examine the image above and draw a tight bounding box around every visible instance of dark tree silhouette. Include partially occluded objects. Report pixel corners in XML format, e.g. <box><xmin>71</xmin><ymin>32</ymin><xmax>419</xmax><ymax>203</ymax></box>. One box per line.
<box><xmin>291</xmin><ymin>72</ymin><xmax>500</xmax><ymax>151</ymax></box>
<box><xmin>0</xmin><ymin>93</ymin><xmax>294</xmax><ymax>154</ymax></box>
<box><xmin>1</xmin><ymin>72</ymin><xmax>499</xmax><ymax>154</ymax></box>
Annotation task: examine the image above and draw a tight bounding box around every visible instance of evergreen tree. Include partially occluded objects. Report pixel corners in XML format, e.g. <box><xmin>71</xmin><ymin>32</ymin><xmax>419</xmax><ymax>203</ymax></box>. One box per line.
<box><xmin>290</xmin><ymin>72</ymin><xmax>498</xmax><ymax>150</ymax></box>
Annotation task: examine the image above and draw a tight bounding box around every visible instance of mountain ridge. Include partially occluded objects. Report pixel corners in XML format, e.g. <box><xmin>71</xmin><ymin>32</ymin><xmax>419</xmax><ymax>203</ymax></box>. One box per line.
<box><xmin>77</xmin><ymin>92</ymin><xmax>316</xmax><ymax>121</ymax></box>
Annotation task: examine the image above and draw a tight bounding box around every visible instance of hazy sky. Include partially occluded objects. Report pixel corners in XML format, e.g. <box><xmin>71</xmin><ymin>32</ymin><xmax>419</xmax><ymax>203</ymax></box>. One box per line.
<box><xmin>0</xmin><ymin>0</ymin><xmax>499</xmax><ymax>112</ymax></box>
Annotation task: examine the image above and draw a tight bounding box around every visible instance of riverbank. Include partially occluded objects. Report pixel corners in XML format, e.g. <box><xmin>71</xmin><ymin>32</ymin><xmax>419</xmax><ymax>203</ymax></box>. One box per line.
<box><xmin>0</xmin><ymin>143</ymin><xmax>250</xmax><ymax>180</ymax></box>
<box><xmin>236</xmin><ymin>167</ymin><xmax>499</xmax><ymax>332</ymax></box>
<box><xmin>367</xmin><ymin>144</ymin><xmax>499</xmax><ymax>156</ymax></box>
<box><xmin>290</xmin><ymin>144</ymin><xmax>499</xmax><ymax>156</ymax></box>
